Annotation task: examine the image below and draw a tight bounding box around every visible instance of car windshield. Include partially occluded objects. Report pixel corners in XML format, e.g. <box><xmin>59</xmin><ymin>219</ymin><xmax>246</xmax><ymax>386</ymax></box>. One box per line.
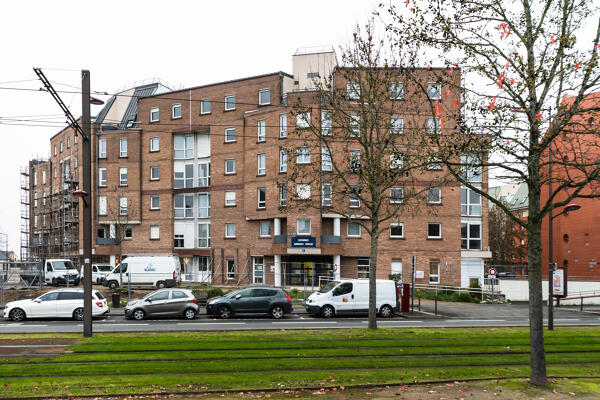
<box><xmin>52</xmin><ymin>261</ymin><xmax>74</xmax><ymax>270</ymax></box>
<box><xmin>97</xmin><ymin>265</ymin><xmax>112</xmax><ymax>272</ymax></box>
<box><xmin>224</xmin><ymin>289</ymin><xmax>241</xmax><ymax>298</ymax></box>
<box><xmin>319</xmin><ymin>281</ymin><xmax>341</xmax><ymax>293</ymax></box>
<box><xmin>142</xmin><ymin>291</ymin><xmax>159</xmax><ymax>300</ymax></box>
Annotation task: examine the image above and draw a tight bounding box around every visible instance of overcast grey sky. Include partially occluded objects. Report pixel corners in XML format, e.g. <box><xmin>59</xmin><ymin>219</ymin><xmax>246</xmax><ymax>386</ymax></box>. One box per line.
<box><xmin>0</xmin><ymin>0</ymin><xmax>383</xmax><ymax>255</ymax></box>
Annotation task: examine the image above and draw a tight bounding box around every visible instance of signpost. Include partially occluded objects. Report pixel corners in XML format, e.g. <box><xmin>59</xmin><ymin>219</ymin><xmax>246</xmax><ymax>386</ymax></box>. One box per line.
<box><xmin>488</xmin><ymin>268</ymin><xmax>497</xmax><ymax>303</ymax></box>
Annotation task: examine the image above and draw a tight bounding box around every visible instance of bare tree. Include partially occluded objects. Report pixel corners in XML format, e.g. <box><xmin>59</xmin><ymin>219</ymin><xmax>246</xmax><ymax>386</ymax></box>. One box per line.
<box><xmin>489</xmin><ymin>201</ymin><xmax>527</xmax><ymax>265</ymax></box>
<box><xmin>385</xmin><ymin>0</ymin><xmax>600</xmax><ymax>384</ymax></box>
<box><xmin>286</xmin><ymin>23</ymin><xmax>449</xmax><ymax>329</ymax></box>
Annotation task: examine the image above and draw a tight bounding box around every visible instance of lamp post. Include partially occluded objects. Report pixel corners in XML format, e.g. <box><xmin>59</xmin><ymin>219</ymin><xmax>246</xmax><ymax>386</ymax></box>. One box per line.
<box><xmin>548</xmin><ymin>202</ymin><xmax>581</xmax><ymax>330</ymax></box>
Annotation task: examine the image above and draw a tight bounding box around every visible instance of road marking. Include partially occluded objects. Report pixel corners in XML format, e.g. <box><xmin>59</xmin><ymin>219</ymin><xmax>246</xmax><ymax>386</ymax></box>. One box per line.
<box><xmin>95</xmin><ymin>323</ymin><xmax>149</xmax><ymax>326</ymax></box>
<box><xmin>451</xmin><ymin>319</ymin><xmax>506</xmax><ymax>322</ymax></box>
<box><xmin>379</xmin><ymin>320</ymin><xmax>423</xmax><ymax>323</ymax></box>
<box><xmin>190</xmin><ymin>322</ymin><xmax>246</xmax><ymax>325</ymax></box>
<box><xmin>2</xmin><ymin>324</ymin><xmax>48</xmax><ymax>327</ymax></box>
<box><xmin>555</xmin><ymin>318</ymin><xmax>581</xmax><ymax>321</ymax></box>
<box><xmin>271</xmin><ymin>321</ymin><xmax>336</xmax><ymax>324</ymax></box>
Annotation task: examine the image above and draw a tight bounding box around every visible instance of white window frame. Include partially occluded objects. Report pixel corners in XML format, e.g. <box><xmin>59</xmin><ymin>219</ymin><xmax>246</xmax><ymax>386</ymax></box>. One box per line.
<box><xmin>279</xmin><ymin>185</ymin><xmax>287</xmax><ymax>207</ymax></box>
<box><xmin>174</xmin><ymin>135</ymin><xmax>194</xmax><ymax>159</ymax></box>
<box><xmin>391</xmin><ymin>82</ymin><xmax>404</xmax><ymax>99</ymax></box>
<box><xmin>198</xmin><ymin>162</ymin><xmax>210</xmax><ymax>187</ymax></box>
<box><xmin>296</xmin><ymin>183</ymin><xmax>310</xmax><ymax>200</ymax></box>
<box><xmin>172</xmin><ymin>103</ymin><xmax>182</xmax><ymax>119</ymax></box>
<box><xmin>119</xmin><ymin>196</ymin><xmax>127</xmax><ymax>216</ymax></box>
<box><xmin>297</xmin><ymin>218</ymin><xmax>311</xmax><ymax>235</ymax></box>
<box><xmin>227</xmin><ymin>259</ymin><xmax>235</xmax><ymax>280</ymax></box>
<box><xmin>461</xmin><ymin>155</ymin><xmax>482</xmax><ymax>182</ymax></box>
<box><xmin>461</xmin><ymin>185</ymin><xmax>482</xmax><ymax>216</ymax></box>
<box><xmin>257</xmin><ymin>153</ymin><xmax>266</xmax><ymax>175</ymax></box>
<box><xmin>252</xmin><ymin>256</ymin><xmax>264</xmax><ymax>284</ymax></box>
<box><xmin>322</xmin><ymin>183</ymin><xmax>332</xmax><ymax>207</ymax></box>
<box><xmin>174</xmin><ymin>193</ymin><xmax>194</xmax><ymax>218</ymax></box>
<box><xmin>429</xmin><ymin>261</ymin><xmax>440</xmax><ymax>284</ymax></box>
<box><xmin>60</xmin><ymin>141</ymin><xmax>63</xmax><ymax>153</ymax></box>
<box><xmin>197</xmin><ymin>193</ymin><xmax>211</xmax><ymax>218</ymax></box>
<box><xmin>279</xmin><ymin>149</ymin><xmax>287</xmax><ymax>173</ymax></box>
<box><xmin>259</xmin><ymin>221</ymin><xmax>271</xmax><ymax>237</ymax></box>
<box><xmin>357</xmin><ymin>258</ymin><xmax>370</xmax><ymax>279</ymax></box>
<box><xmin>150</xmin><ymin>166</ymin><xmax>159</xmax><ymax>181</ymax></box>
<box><xmin>150</xmin><ymin>225</ymin><xmax>160</xmax><ymax>240</ymax></box>
<box><xmin>390</xmin><ymin>187</ymin><xmax>404</xmax><ymax>204</ymax></box>
<box><xmin>225</xmin><ymin>191</ymin><xmax>236</xmax><ymax>206</ymax></box>
<box><xmin>427</xmin><ymin>117</ymin><xmax>441</xmax><ymax>134</ymax></box>
<box><xmin>390</xmin><ymin>153</ymin><xmax>403</xmax><ymax>169</ymax></box>
<box><xmin>347</xmin><ymin>221</ymin><xmax>361</xmax><ymax>237</ymax></box>
<box><xmin>258</xmin><ymin>88</ymin><xmax>270</xmax><ymax>105</ymax></box>
<box><xmin>390</xmin><ymin>222</ymin><xmax>404</xmax><ymax>238</ymax></box>
<box><xmin>257</xmin><ymin>187</ymin><xmax>266</xmax><ymax>209</ymax></box>
<box><xmin>42</xmin><ymin>170</ymin><xmax>46</xmax><ymax>184</ymax></box>
<box><xmin>225</xmin><ymin>223</ymin><xmax>236</xmax><ymax>238</ymax></box>
<box><xmin>428</xmin><ymin>187</ymin><xmax>442</xmax><ymax>204</ymax></box>
<box><xmin>119</xmin><ymin>167</ymin><xmax>128</xmax><ymax>186</ymax></box>
<box><xmin>67</xmin><ymin>136</ymin><xmax>71</xmax><ymax>148</ymax></box>
<box><xmin>174</xmin><ymin>163</ymin><xmax>194</xmax><ymax>189</ymax></box>
<box><xmin>427</xmin><ymin>222</ymin><xmax>442</xmax><ymax>239</ymax></box>
<box><xmin>461</xmin><ymin>222</ymin><xmax>482</xmax><ymax>250</ymax></box>
<box><xmin>350</xmin><ymin>150</ymin><xmax>361</xmax><ymax>172</ymax></box>
<box><xmin>225</xmin><ymin>158</ymin><xmax>236</xmax><ymax>175</ymax></box>
<box><xmin>257</xmin><ymin>119</ymin><xmax>266</xmax><ymax>142</ymax></box>
<box><xmin>224</xmin><ymin>94</ymin><xmax>235</xmax><ymax>111</ymax></box>
<box><xmin>296</xmin><ymin>146</ymin><xmax>311</xmax><ymax>164</ymax></box>
<box><xmin>201</xmin><ymin>99</ymin><xmax>211</xmax><ymax>114</ymax></box>
<box><xmin>98</xmin><ymin>167</ymin><xmax>107</xmax><ymax>187</ymax></box>
<box><xmin>174</xmin><ymin>234</ymin><xmax>184</xmax><ymax>248</ymax></box>
<box><xmin>296</xmin><ymin>111</ymin><xmax>310</xmax><ymax>128</ymax></box>
<box><xmin>347</xmin><ymin>82</ymin><xmax>360</xmax><ymax>100</ymax></box>
<box><xmin>99</xmin><ymin>195</ymin><xmax>107</xmax><ymax>216</ymax></box>
<box><xmin>279</xmin><ymin>113</ymin><xmax>287</xmax><ymax>138</ymax></box>
<box><xmin>391</xmin><ymin>116</ymin><xmax>404</xmax><ymax>134</ymax></box>
<box><xmin>150</xmin><ymin>107</ymin><xmax>159</xmax><ymax>122</ymax></box>
<box><xmin>428</xmin><ymin>83</ymin><xmax>441</xmax><ymax>99</ymax></box>
<box><xmin>427</xmin><ymin>156</ymin><xmax>442</xmax><ymax>170</ymax></box>
<box><xmin>321</xmin><ymin>110</ymin><xmax>332</xmax><ymax>135</ymax></box>
<box><xmin>198</xmin><ymin>222</ymin><xmax>211</xmax><ymax>248</ymax></box>
<box><xmin>321</xmin><ymin>146</ymin><xmax>332</xmax><ymax>171</ymax></box>
<box><xmin>350</xmin><ymin>114</ymin><xmax>360</xmax><ymax>137</ymax></box>
<box><xmin>150</xmin><ymin>195</ymin><xmax>159</xmax><ymax>210</ymax></box>
<box><xmin>150</xmin><ymin>137</ymin><xmax>159</xmax><ymax>152</ymax></box>
<box><xmin>225</xmin><ymin>127</ymin><xmax>236</xmax><ymax>143</ymax></box>
<box><xmin>99</xmin><ymin>138</ymin><xmax>107</xmax><ymax>159</ymax></box>
<box><xmin>349</xmin><ymin>185</ymin><xmax>360</xmax><ymax>208</ymax></box>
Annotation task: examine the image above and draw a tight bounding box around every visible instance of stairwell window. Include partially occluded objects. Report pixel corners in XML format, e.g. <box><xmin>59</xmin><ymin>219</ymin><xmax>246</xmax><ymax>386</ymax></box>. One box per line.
<box><xmin>257</xmin><ymin>119</ymin><xmax>266</xmax><ymax>142</ymax></box>
<box><xmin>119</xmin><ymin>197</ymin><xmax>127</xmax><ymax>216</ymax></box>
<box><xmin>172</xmin><ymin>103</ymin><xmax>182</xmax><ymax>119</ymax></box>
<box><xmin>225</xmin><ymin>127</ymin><xmax>236</xmax><ymax>143</ymax></box>
<box><xmin>201</xmin><ymin>99</ymin><xmax>211</xmax><ymax>114</ymax></box>
<box><xmin>99</xmin><ymin>138</ymin><xmax>107</xmax><ymax>159</ymax></box>
<box><xmin>198</xmin><ymin>223</ymin><xmax>211</xmax><ymax>248</ymax></box>
<box><xmin>391</xmin><ymin>117</ymin><xmax>404</xmax><ymax>134</ymax></box>
<box><xmin>198</xmin><ymin>193</ymin><xmax>211</xmax><ymax>218</ymax></box>
<box><xmin>321</xmin><ymin>146</ymin><xmax>332</xmax><ymax>171</ymax></box>
<box><xmin>279</xmin><ymin>113</ymin><xmax>287</xmax><ymax>138</ymax></box>
<box><xmin>99</xmin><ymin>196</ymin><xmax>107</xmax><ymax>215</ymax></box>
<box><xmin>279</xmin><ymin>150</ymin><xmax>287</xmax><ymax>173</ymax></box>
<box><xmin>119</xmin><ymin>167</ymin><xmax>128</xmax><ymax>186</ymax></box>
<box><xmin>198</xmin><ymin>162</ymin><xmax>210</xmax><ymax>187</ymax></box>
<box><xmin>322</xmin><ymin>183</ymin><xmax>332</xmax><ymax>206</ymax></box>
<box><xmin>350</xmin><ymin>114</ymin><xmax>360</xmax><ymax>137</ymax></box>
<box><xmin>257</xmin><ymin>187</ymin><xmax>266</xmax><ymax>209</ymax></box>
<box><xmin>150</xmin><ymin>166</ymin><xmax>159</xmax><ymax>181</ymax></box>
<box><xmin>390</xmin><ymin>187</ymin><xmax>404</xmax><ymax>204</ymax></box>
<box><xmin>296</xmin><ymin>183</ymin><xmax>310</xmax><ymax>200</ymax></box>
<box><xmin>321</xmin><ymin>110</ymin><xmax>332</xmax><ymax>135</ymax></box>
<box><xmin>150</xmin><ymin>137</ymin><xmax>159</xmax><ymax>152</ymax></box>
<box><xmin>150</xmin><ymin>107</ymin><xmax>159</xmax><ymax>122</ymax></box>
<box><xmin>225</xmin><ymin>159</ymin><xmax>236</xmax><ymax>175</ymax></box>
<box><xmin>297</xmin><ymin>218</ymin><xmax>311</xmax><ymax>235</ymax></box>
<box><xmin>99</xmin><ymin>168</ymin><xmax>106</xmax><ymax>187</ymax></box>
<box><xmin>119</xmin><ymin>138</ymin><xmax>128</xmax><ymax>157</ymax></box>
<box><xmin>150</xmin><ymin>195</ymin><xmax>159</xmax><ymax>210</ymax></box>
<box><xmin>225</xmin><ymin>94</ymin><xmax>235</xmax><ymax>111</ymax></box>
<box><xmin>257</xmin><ymin>153</ymin><xmax>266</xmax><ymax>176</ymax></box>
<box><xmin>259</xmin><ymin>89</ymin><xmax>270</xmax><ymax>105</ymax></box>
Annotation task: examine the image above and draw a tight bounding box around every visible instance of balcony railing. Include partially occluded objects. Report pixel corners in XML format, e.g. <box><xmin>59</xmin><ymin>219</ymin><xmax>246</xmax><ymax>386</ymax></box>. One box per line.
<box><xmin>321</xmin><ymin>235</ymin><xmax>341</xmax><ymax>244</ymax></box>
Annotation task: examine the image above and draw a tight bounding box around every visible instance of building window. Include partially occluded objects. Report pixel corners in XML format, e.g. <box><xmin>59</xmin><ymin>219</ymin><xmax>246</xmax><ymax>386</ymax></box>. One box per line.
<box><xmin>99</xmin><ymin>167</ymin><xmax>106</xmax><ymax>187</ymax></box>
<box><xmin>461</xmin><ymin>222</ymin><xmax>482</xmax><ymax>250</ymax></box>
<box><xmin>67</xmin><ymin>137</ymin><xmax>71</xmax><ymax>148</ymax></box>
<box><xmin>150</xmin><ymin>195</ymin><xmax>159</xmax><ymax>210</ymax></box>
<box><xmin>350</xmin><ymin>150</ymin><xmax>361</xmax><ymax>172</ymax></box>
<box><xmin>227</xmin><ymin>259</ymin><xmax>235</xmax><ymax>280</ymax></box>
<box><xmin>461</xmin><ymin>155</ymin><xmax>482</xmax><ymax>182</ymax></box>
<box><xmin>172</xmin><ymin>103</ymin><xmax>182</xmax><ymax>119</ymax></box>
<box><xmin>225</xmin><ymin>191</ymin><xmax>236</xmax><ymax>206</ymax></box>
<box><xmin>297</xmin><ymin>218</ymin><xmax>310</xmax><ymax>235</ymax></box>
<box><xmin>150</xmin><ymin>166</ymin><xmax>159</xmax><ymax>181</ymax></box>
<box><xmin>198</xmin><ymin>162</ymin><xmax>210</xmax><ymax>187</ymax></box>
<box><xmin>252</xmin><ymin>256</ymin><xmax>264</xmax><ymax>284</ymax></box>
<box><xmin>322</xmin><ymin>183</ymin><xmax>332</xmax><ymax>207</ymax></box>
<box><xmin>198</xmin><ymin>222</ymin><xmax>211</xmax><ymax>248</ymax></box>
<box><xmin>429</xmin><ymin>261</ymin><xmax>440</xmax><ymax>284</ymax></box>
<box><xmin>391</xmin><ymin>117</ymin><xmax>404</xmax><ymax>134</ymax></box>
<box><xmin>296</xmin><ymin>146</ymin><xmax>311</xmax><ymax>164</ymax></box>
<box><xmin>390</xmin><ymin>153</ymin><xmax>403</xmax><ymax>169</ymax></box>
<box><xmin>321</xmin><ymin>110</ymin><xmax>332</xmax><ymax>135</ymax></box>
<box><xmin>259</xmin><ymin>221</ymin><xmax>271</xmax><ymax>237</ymax></box>
<box><xmin>174</xmin><ymin>135</ymin><xmax>194</xmax><ymax>159</ymax></box>
<box><xmin>225</xmin><ymin>223</ymin><xmax>236</xmax><ymax>238</ymax></box>
<box><xmin>357</xmin><ymin>258</ymin><xmax>370</xmax><ymax>279</ymax></box>
<box><xmin>390</xmin><ymin>187</ymin><xmax>404</xmax><ymax>204</ymax></box>
<box><xmin>225</xmin><ymin>127</ymin><xmax>236</xmax><ymax>142</ymax></box>
<box><xmin>259</xmin><ymin>89</ymin><xmax>270</xmax><ymax>105</ymax></box>
<box><xmin>428</xmin><ymin>83</ymin><xmax>441</xmax><ymax>99</ymax></box>
<box><xmin>124</xmin><ymin>228</ymin><xmax>133</xmax><ymax>239</ymax></box>
<box><xmin>224</xmin><ymin>94</ymin><xmax>235</xmax><ymax>110</ymax></box>
<box><xmin>34</xmin><ymin>193</ymin><xmax>38</xmax><ymax>208</ymax></box>
<box><xmin>150</xmin><ymin>137</ymin><xmax>159</xmax><ymax>152</ymax></box>
<box><xmin>461</xmin><ymin>186</ymin><xmax>482</xmax><ymax>216</ymax></box>
<box><xmin>150</xmin><ymin>107</ymin><xmax>159</xmax><ymax>122</ymax></box>
<box><xmin>198</xmin><ymin>193</ymin><xmax>211</xmax><ymax>218</ymax></box>
<box><xmin>225</xmin><ymin>159</ymin><xmax>236</xmax><ymax>175</ymax></box>
<box><xmin>150</xmin><ymin>225</ymin><xmax>160</xmax><ymax>240</ymax></box>
<box><xmin>257</xmin><ymin>153</ymin><xmax>266</xmax><ymax>175</ymax></box>
<box><xmin>174</xmin><ymin>194</ymin><xmax>194</xmax><ymax>218</ymax></box>
<box><xmin>119</xmin><ymin>197</ymin><xmax>127</xmax><ymax>216</ymax></box>
<box><xmin>279</xmin><ymin>150</ymin><xmax>287</xmax><ymax>173</ymax></box>
<box><xmin>307</xmin><ymin>71</ymin><xmax>320</xmax><ymax>79</ymax></box>
<box><xmin>74</xmin><ymin>156</ymin><xmax>78</xmax><ymax>168</ymax></box>
<box><xmin>390</xmin><ymin>222</ymin><xmax>404</xmax><ymax>238</ymax></box>
<box><xmin>427</xmin><ymin>117</ymin><xmax>441</xmax><ymax>134</ymax></box>
<box><xmin>99</xmin><ymin>195</ymin><xmax>107</xmax><ymax>215</ymax></box>
<box><xmin>296</xmin><ymin>183</ymin><xmax>310</xmax><ymax>200</ymax></box>
<box><xmin>174</xmin><ymin>164</ymin><xmax>194</xmax><ymax>189</ymax></box>
<box><xmin>257</xmin><ymin>187</ymin><xmax>266</xmax><ymax>209</ymax></box>
<box><xmin>296</xmin><ymin>111</ymin><xmax>310</xmax><ymax>128</ymax></box>
<box><xmin>119</xmin><ymin>167</ymin><xmax>128</xmax><ymax>186</ymax></box>
<box><xmin>321</xmin><ymin>146</ymin><xmax>332</xmax><ymax>171</ymax></box>
<box><xmin>54</xmin><ymin>144</ymin><xmax>57</xmax><ymax>156</ymax></box>
<box><xmin>99</xmin><ymin>138</ymin><xmax>107</xmax><ymax>158</ymax></box>
<box><xmin>427</xmin><ymin>222</ymin><xmax>442</xmax><ymax>239</ymax></box>
<box><xmin>391</xmin><ymin>82</ymin><xmax>404</xmax><ymax>99</ymax></box>
<box><xmin>60</xmin><ymin>141</ymin><xmax>63</xmax><ymax>153</ymax></box>
<box><xmin>174</xmin><ymin>234</ymin><xmax>184</xmax><ymax>248</ymax></box>
<box><xmin>257</xmin><ymin>119</ymin><xmax>266</xmax><ymax>142</ymax></box>
<box><xmin>347</xmin><ymin>221</ymin><xmax>361</xmax><ymax>237</ymax></box>
<box><xmin>279</xmin><ymin>185</ymin><xmax>287</xmax><ymax>207</ymax></box>
<box><xmin>350</xmin><ymin>114</ymin><xmax>360</xmax><ymax>137</ymax></box>
<box><xmin>428</xmin><ymin>187</ymin><xmax>441</xmax><ymax>204</ymax></box>
<box><xmin>428</xmin><ymin>156</ymin><xmax>442</xmax><ymax>170</ymax></box>
<box><xmin>201</xmin><ymin>99</ymin><xmax>211</xmax><ymax>114</ymax></box>
<box><xmin>42</xmin><ymin>170</ymin><xmax>46</xmax><ymax>184</ymax></box>
<box><xmin>347</xmin><ymin>82</ymin><xmax>360</xmax><ymax>100</ymax></box>
<box><xmin>279</xmin><ymin>113</ymin><xmax>287</xmax><ymax>138</ymax></box>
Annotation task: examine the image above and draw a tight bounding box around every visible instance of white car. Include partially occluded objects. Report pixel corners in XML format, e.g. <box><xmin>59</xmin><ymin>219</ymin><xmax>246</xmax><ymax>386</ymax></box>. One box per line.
<box><xmin>3</xmin><ymin>289</ymin><xmax>109</xmax><ymax>321</ymax></box>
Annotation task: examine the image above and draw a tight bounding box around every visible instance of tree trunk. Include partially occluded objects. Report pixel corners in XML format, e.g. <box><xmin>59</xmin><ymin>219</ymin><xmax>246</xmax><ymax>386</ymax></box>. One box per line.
<box><xmin>527</xmin><ymin>209</ymin><xmax>547</xmax><ymax>385</ymax></box>
<box><xmin>368</xmin><ymin>229</ymin><xmax>379</xmax><ymax>330</ymax></box>
<box><xmin>119</xmin><ymin>241</ymin><xmax>123</xmax><ymax>286</ymax></box>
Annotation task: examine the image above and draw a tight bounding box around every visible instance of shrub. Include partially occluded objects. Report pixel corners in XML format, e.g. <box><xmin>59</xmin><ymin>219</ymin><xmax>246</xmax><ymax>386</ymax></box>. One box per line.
<box><xmin>206</xmin><ymin>287</ymin><xmax>224</xmax><ymax>299</ymax></box>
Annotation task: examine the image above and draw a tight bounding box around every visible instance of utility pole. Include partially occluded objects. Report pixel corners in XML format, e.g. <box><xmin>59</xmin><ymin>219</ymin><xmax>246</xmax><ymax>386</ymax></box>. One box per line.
<box><xmin>81</xmin><ymin>70</ymin><xmax>93</xmax><ymax>337</ymax></box>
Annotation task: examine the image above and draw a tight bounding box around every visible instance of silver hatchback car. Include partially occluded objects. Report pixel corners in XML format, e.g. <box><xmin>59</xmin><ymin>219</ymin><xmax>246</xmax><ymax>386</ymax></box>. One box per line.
<box><xmin>124</xmin><ymin>288</ymin><xmax>198</xmax><ymax>320</ymax></box>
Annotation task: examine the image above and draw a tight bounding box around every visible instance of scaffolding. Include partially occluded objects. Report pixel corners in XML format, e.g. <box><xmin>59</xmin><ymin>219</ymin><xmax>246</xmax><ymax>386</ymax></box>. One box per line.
<box><xmin>19</xmin><ymin>165</ymin><xmax>30</xmax><ymax>261</ymax></box>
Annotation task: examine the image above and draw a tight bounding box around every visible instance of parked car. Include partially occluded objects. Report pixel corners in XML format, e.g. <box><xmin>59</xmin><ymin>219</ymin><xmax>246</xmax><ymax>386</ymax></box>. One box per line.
<box><xmin>206</xmin><ymin>287</ymin><xmax>293</xmax><ymax>319</ymax></box>
<box><xmin>305</xmin><ymin>279</ymin><xmax>399</xmax><ymax>318</ymax></box>
<box><xmin>81</xmin><ymin>263</ymin><xmax>113</xmax><ymax>284</ymax></box>
<box><xmin>124</xmin><ymin>288</ymin><xmax>198</xmax><ymax>320</ymax></box>
<box><xmin>102</xmin><ymin>255</ymin><xmax>181</xmax><ymax>290</ymax></box>
<box><xmin>3</xmin><ymin>288</ymin><xmax>109</xmax><ymax>321</ymax></box>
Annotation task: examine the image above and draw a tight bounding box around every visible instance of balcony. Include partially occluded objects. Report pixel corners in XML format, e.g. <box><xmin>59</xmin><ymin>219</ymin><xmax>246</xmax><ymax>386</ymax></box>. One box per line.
<box><xmin>96</xmin><ymin>237</ymin><xmax>119</xmax><ymax>245</ymax></box>
<box><xmin>273</xmin><ymin>235</ymin><xmax>287</xmax><ymax>244</ymax></box>
<box><xmin>321</xmin><ymin>235</ymin><xmax>341</xmax><ymax>244</ymax></box>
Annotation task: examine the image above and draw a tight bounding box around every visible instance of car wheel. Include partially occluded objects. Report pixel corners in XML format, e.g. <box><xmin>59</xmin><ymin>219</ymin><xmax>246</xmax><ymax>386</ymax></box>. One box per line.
<box><xmin>132</xmin><ymin>309</ymin><xmax>145</xmax><ymax>321</ymax></box>
<box><xmin>379</xmin><ymin>304</ymin><xmax>393</xmax><ymax>318</ymax></box>
<box><xmin>183</xmin><ymin>308</ymin><xmax>197</xmax><ymax>320</ymax></box>
<box><xmin>9</xmin><ymin>308</ymin><xmax>26</xmax><ymax>322</ymax></box>
<box><xmin>156</xmin><ymin>281</ymin><xmax>166</xmax><ymax>289</ymax></box>
<box><xmin>96</xmin><ymin>278</ymin><xmax>101</xmax><ymax>285</ymax></box>
<box><xmin>51</xmin><ymin>278</ymin><xmax>57</xmax><ymax>286</ymax></box>
<box><xmin>73</xmin><ymin>307</ymin><xmax>85</xmax><ymax>321</ymax></box>
<box><xmin>74</xmin><ymin>279</ymin><xmax>80</xmax><ymax>286</ymax></box>
<box><xmin>271</xmin><ymin>305</ymin><xmax>285</xmax><ymax>319</ymax></box>
<box><xmin>108</xmin><ymin>280</ymin><xmax>118</xmax><ymax>290</ymax></box>
<box><xmin>217</xmin><ymin>306</ymin><xmax>231</xmax><ymax>319</ymax></box>
<box><xmin>321</xmin><ymin>305</ymin><xmax>335</xmax><ymax>318</ymax></box>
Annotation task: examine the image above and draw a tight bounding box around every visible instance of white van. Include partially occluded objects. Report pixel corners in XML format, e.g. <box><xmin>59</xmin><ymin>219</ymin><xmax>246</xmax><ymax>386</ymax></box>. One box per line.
<box><xmin>305</xmin><ymin>279</ymin><xmax>399</xmax><ymax>318</ymax></box>
<box><xmin>81</xmin><ymin>263</ymin><xmax>113</xmax><ymax>284</ymax></box>
<box><xmin>43</xmin><ymin>259</ymin><xmax>80</xmax><ymax>286</ymax></box>
<box><xmin>102</xmin><ymin>255</ymin><xmax>181</xmax><ymax>290</ymax></box>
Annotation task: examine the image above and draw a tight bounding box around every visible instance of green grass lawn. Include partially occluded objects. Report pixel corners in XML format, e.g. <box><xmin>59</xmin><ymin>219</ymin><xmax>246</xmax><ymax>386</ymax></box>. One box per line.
<box><xmin>1</xmin><ymin>327</ymin><xmax>600</xmax><ymax>398</ymax></box>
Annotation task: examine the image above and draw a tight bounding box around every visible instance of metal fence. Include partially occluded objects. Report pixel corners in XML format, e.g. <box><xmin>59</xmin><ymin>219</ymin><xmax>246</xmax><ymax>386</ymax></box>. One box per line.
<box><xmin>413</xmin><ymin>284</ymin><xmax>504</xmax><ymax>315</ymax></box>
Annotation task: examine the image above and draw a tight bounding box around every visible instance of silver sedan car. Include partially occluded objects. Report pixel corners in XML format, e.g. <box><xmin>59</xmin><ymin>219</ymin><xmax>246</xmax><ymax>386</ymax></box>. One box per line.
<box><xmin>124</xmin><ymin>288</ymin><xmax>198</xmax><ymax>320</ymax></box>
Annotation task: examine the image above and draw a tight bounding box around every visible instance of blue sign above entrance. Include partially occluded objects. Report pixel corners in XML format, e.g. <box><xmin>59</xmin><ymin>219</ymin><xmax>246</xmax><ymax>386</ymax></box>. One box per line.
<box><xmin>291</xmin><ymin>236</ymin><xmax>317</xmax><ymax>248</ymax></box>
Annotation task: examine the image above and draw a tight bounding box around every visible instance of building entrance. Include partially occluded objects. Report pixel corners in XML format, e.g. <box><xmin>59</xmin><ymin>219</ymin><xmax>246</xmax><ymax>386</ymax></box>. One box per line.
<box><xmin>281</xmin><ymin>255</ymin><xmax>334</xmax><ymax>288</ymax></box>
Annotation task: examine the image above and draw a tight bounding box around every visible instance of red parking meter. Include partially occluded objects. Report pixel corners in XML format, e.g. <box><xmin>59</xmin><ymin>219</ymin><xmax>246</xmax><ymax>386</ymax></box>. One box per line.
<box><xmin>401</xmin><ymin>283</ymin><xmax>410</xmax><ymax>312</ymax></box>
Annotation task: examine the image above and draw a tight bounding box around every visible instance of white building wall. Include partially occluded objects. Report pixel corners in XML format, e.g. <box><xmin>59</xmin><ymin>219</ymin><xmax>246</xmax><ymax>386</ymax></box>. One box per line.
<box><xmin>498</xmin><ymin>279</ymin><xmax>600</xmax><ymax>304</ymax></box>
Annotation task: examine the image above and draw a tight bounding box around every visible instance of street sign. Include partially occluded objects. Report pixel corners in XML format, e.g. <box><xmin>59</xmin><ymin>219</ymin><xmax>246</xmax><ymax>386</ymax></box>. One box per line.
<box><xmin>488</xmin><ymin>268</ymin><xmax>497</xmax><ymax>276</ymax></box>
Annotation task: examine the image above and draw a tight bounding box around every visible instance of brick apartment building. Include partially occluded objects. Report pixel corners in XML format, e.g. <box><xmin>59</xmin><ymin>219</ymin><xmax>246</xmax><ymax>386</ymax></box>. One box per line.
<box><xmin>24</xmin><ymin>48</ymin><xmax>491</xmax><ymax>288</ymax></box>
